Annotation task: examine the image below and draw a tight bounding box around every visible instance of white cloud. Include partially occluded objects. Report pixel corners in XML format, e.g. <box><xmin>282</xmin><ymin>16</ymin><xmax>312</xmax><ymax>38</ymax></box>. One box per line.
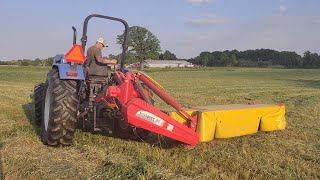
<box><xmin>187</xmin><ymin>14</ymin><xmax>232</xmax><ymax>26</ymax></box>
<box><xmin>187</xmin><ymin>0</ymin><xmax>216</xmax><ymax>5</ymax></box>
<box><xmin>279</xmin><ymin>5</ymin><xmax>287</xmax><ymax>14</ymax></box>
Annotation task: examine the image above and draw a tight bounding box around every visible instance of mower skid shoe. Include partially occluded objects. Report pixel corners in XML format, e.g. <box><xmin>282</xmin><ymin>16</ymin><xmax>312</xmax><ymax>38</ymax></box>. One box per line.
<box><xmin>125</xmin><ymin>98</ymin><xmax>199</xmax><ymax>146</ymax></box>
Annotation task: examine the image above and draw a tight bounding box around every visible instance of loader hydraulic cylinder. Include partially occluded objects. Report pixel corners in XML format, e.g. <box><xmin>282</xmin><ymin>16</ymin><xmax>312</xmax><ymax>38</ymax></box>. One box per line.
<box><xmin>138</xmin><ymin>73</ymin><xmax>198</xmax><ymax>130</ymax></box>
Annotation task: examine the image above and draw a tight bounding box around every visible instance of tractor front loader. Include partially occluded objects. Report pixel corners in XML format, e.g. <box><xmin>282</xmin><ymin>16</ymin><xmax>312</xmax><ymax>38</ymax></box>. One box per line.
<box><xmin>34</xmin><ymin>14</ymin><xmax>286</xmax><ymax>147</ymax></box>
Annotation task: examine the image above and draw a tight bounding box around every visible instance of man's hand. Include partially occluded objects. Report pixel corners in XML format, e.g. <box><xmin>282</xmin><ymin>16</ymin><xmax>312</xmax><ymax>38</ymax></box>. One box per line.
<box><xmin>103</xmin><ymin>59</ymin><xmax>117</xmax><ymax>64</ymax></box>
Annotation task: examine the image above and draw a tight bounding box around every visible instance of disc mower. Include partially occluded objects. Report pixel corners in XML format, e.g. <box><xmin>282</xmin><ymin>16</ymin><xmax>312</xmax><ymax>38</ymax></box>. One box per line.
<box><xmin>34</xmin><ymin>14</ymin><xmax>286</xmax><ymax>147</ymax></box>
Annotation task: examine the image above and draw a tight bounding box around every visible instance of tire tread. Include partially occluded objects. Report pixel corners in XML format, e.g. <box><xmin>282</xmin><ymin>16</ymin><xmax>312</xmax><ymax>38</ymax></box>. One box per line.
<box><xmin>41</xmin><ymin>69</ymin><xmax>78</xmax><ymax>146</ymax></box>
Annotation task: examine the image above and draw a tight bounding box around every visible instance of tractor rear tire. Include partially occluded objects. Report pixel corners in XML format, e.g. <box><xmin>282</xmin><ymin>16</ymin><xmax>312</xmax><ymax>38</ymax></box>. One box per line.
<box><xmin>40</xmin><ymin>69</ymin><xmax>79</xmax><ymax>146</ymax></box>
<box><xmin>34</xmin><ymin>83</ymin><xmax>44</xmax><ymax>127</ymax></box>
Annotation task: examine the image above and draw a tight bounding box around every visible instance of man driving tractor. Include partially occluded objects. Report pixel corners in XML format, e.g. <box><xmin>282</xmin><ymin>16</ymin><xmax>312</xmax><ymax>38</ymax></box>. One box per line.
<box><xmin>84</xmin><ymin>37</ymin><xmax>117</xmax><ymax>76</ymax></box>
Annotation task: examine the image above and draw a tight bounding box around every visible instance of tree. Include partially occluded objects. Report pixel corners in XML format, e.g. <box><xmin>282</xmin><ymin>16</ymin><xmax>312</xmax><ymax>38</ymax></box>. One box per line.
<box><xmin>117</xmin><ymin>26</ymin><xmax>161</xmax><ymax>70</ymax></box>
<box><xmin>230</xmin><ymin>54</ymin><xmax>237</xmax><ymax>66</ymax></box>
<box><xmin>219</xmin><ymin>52</ymin><xmax>229</xmax><ymax>66</ymax></box>
<box><xmin>278</xmin><ymin>51</ymin><xmax>302</xmax><ymax>68</ymax></box>
<box><xmin>160</xmin><ymin>50</ymin><xmax>177</xmax><ymax>60</ymax></box>
<box><xmin>199</xmin><ymin>56</ymin><xmax>209</xmax><ymax>67</ymax></box>
<box><xmin>21</xmin><ymin>60</ymin><xmax>29</xmax><ymax>66</ymax></box>
<box><xmin>43</xmin><ymin>57</ymin><xmax>54</xmax><ymax>66</ymax></box>
<box><xmin>302</xmin><ymin>51</ymin><xmax>320</xmax><ymax>68</ymax></box>
<box><xmin>31</xmin><ymin>58</ymin><xmax>42</xmax><ymax>66</ymax></box>
<box><xmin>198</xmin><ymin>51</ymin><xmax>211</xmax><ymax>66</ymax></box>
<box><xmin>0</xmin><ymin>61</ymin><xmax>8</xmax><ymax>65</ymax></box>
<box><xmin>125</xmin><ymin>52</ymin><xmax>139</xmax><ymax>64</ymax></box>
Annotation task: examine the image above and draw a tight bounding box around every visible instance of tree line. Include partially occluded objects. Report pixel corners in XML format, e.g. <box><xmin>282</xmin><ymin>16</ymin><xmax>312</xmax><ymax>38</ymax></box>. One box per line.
<box><xmin>189</xmin><ymin>49</ymin><xmax>320</xmax><ymax>68</ymax></box>
<box><xmin>3</xmin><ymin>49</ymin><xmax>320</xmax><ymax>69</ymax></box>
<box><xmin>0</xmin><ymin>57</ymin><xmax>54</xmax><ymax>66</ymax></box>
<box><xmin>1</xmin><ymin>26</ymin><xmax>319</xmax><ymax>69</ymax></box>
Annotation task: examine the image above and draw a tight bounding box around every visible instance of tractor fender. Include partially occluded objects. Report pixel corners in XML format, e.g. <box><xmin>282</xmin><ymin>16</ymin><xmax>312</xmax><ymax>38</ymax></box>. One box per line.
<box><xmin>52</xmin><ymin>54</ymin><xmax>85</xmax><ymax>80</ymax></box>
<box><xmin>53</xmin><ymin>54</ymin><xmax>67</xmax><ymax>65</ymax></box>
<box><xmin>54</xmin><ymin>63</ymin><xmax>85</xmax><ymax>80</ymax></box>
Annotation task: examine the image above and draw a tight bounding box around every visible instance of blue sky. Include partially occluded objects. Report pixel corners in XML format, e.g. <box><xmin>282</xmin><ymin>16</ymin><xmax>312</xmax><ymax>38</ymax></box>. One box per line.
<box><xmin>0</xmin><ymin>0</ymin><xmax>319</xmax><ymax>60</ymax></box>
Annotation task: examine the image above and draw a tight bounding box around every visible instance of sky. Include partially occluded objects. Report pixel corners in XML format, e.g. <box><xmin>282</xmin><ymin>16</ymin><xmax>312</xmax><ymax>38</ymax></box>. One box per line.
<box><xmin>0</xmin><ymin>0</ymin><xmax>320</xmax><ymax>60</ymax></box>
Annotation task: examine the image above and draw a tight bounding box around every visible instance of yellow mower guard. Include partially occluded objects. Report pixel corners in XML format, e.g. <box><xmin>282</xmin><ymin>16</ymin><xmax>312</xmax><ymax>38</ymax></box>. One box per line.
<box><xmin>165</xmin><ymin>104</ymin><xmax>286</xmax><ymax>142</ymax></box>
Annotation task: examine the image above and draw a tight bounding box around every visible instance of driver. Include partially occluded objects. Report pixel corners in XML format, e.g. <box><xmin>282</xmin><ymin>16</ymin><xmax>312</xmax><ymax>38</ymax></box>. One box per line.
<box><xmin>84</xmin><ymin>37</ymin><xmax>117</xmax><ymax>76</ymax></box>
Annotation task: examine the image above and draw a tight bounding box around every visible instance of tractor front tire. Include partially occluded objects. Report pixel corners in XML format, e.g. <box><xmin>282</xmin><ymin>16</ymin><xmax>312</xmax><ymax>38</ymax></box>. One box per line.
<box><xmin>40</xmin><ymin>69</ymin><xmax>78</xmax><ymax>146</ymax></box>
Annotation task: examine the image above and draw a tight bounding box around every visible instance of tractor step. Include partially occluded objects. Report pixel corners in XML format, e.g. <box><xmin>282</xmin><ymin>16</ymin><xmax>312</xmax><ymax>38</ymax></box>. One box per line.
<box><xmin>164</xmin><ymin>103</ymin><xmax>286</xmax><ymax>142</ymax></box>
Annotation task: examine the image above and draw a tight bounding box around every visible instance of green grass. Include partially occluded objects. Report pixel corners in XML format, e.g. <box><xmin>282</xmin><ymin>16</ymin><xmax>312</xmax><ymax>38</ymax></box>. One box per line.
<box><xmin>0</xmin><ymin>66</ymin><xmax>319</xmax><ymax>179</ymax></box>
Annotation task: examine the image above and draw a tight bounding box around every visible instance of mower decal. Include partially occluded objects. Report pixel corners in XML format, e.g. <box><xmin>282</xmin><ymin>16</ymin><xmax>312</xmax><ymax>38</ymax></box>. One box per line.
<box><xmin>136</xmin><ymin>110</ymin><xmax>165</xmax><ymax>126</ymax></box>
<box><xmin>166</xmin><ymin>124</ymin><xmax>174</xmax><ymax>131</ymax></box>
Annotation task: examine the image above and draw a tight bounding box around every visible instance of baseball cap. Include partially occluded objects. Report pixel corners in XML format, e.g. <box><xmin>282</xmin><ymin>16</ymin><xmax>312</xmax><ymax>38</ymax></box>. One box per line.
<box><xmin>97</xmin><ymin>37</ymin><xmax>108</xmax><ymax>47</ymax></box>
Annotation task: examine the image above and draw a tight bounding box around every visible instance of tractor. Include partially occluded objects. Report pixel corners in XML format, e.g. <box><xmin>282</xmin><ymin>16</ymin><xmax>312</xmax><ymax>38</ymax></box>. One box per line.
<box><xmin>34</xmin><ymin>14</ymin><xmax>286</xmax><ymax>147</ymax></box>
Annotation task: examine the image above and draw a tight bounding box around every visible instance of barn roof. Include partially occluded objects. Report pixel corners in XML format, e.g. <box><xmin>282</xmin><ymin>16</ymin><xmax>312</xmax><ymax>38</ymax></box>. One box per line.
<box><xmin>144</xmin><ymin>59</ymin><xmax>192</xmax><ymax>65</ymax></box>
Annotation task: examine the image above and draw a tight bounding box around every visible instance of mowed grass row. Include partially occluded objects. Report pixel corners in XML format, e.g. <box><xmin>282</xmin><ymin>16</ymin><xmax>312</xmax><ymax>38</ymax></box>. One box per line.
<box><xmin>0</xmin><ymin>66</ymin><xmax>319</xmax><ymax>179</ymax></box>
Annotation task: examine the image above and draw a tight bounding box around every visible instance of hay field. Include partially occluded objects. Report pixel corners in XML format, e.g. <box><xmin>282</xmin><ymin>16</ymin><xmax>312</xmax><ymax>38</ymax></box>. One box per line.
<box><xmin>0</xmin><ymin>66</ymin><xmax>319</xmax><ymax>179</ymax></box>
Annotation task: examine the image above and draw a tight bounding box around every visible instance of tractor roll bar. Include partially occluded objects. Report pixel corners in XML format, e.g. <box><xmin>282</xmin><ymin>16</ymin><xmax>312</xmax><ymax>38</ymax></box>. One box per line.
<box><xmin>81</xmin><ymin>14</ymin><xmax>129</xmax><ymax>72</ymax></box>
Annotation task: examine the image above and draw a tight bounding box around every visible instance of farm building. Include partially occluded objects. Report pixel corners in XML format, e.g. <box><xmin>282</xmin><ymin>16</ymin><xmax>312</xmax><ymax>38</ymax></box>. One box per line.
<box><xmin>144</xmin><ymin>59</ymin><xmax>194</xmax><ymax>68</ymax></box>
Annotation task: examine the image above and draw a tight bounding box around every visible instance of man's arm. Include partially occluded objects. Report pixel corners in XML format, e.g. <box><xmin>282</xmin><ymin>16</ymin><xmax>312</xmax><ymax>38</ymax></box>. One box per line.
<box><xmin>94</xmin><ymin>48</ymin><xmax>117</xmax><ymax>64</ymax></box>
<box><xmin>96</xmin><ymin>57</ymin><xmax>117</xmax><ymax>64</ymax></box>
